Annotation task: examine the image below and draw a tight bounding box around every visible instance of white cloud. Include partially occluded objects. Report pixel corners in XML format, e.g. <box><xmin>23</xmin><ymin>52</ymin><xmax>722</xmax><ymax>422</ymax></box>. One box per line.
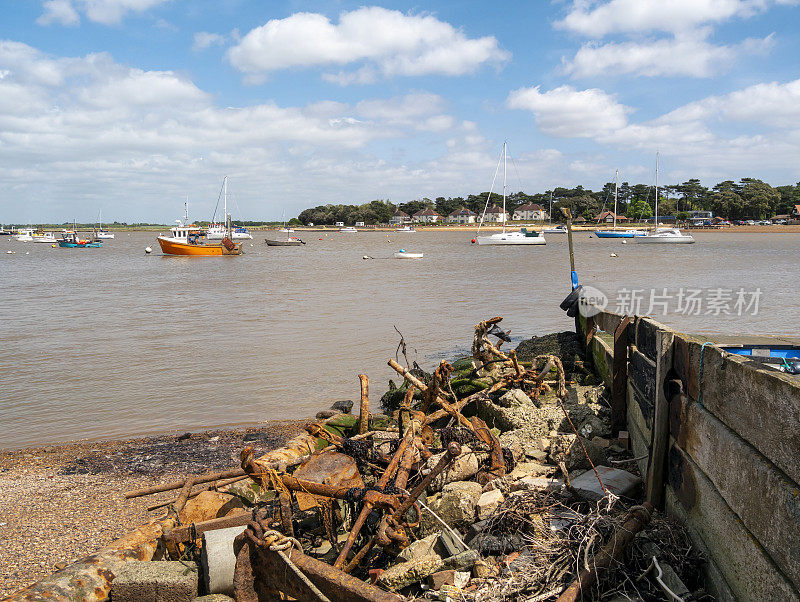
<box><xmin>0</xmin><ymin>40</ymin><xmax>474</xmax><ymax>222</ymax></box>
<box><xmin>227</xmin><ymin>7</ymin><xmax>509</xmax><ymax>83</ymax></box>
<box><xmin>510</xmin><ymin>78</ymin><xmax>800</xmax><ymax>176</ymax></box>
<box><xmin>507</xmin><ymin>85</ymin><xmax>632</xmax><ymax>138</ymax></box>
<box><xmin>37</xmin><ymin>0</ymin><xmax>170</xmax><ymax>26</ymax></box>
<box><xmin>565</xmin><ymin>30</ymin><xmax>774</xmax><ymax>78</ymax></box>
<box><xmin>193</xmin><ymin>32</ymin><xmax>225</xmax><ymax>51</ymax></box>
<box><xmin>37</xmin><ymin>0</ymin><xmax>80</xmax><ymax>26</ymax></box>
<box><xmin>556</xmin><ymin>0</ymin><xmax>798</xmax><ymax>36</ymax></box>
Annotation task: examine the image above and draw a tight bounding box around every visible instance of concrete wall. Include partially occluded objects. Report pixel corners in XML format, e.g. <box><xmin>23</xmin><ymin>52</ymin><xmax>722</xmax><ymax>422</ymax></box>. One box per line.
<box><xmin>579</xmin><ymin>310</ymin><xmax>800</xmax><ymax>601</ymax></box>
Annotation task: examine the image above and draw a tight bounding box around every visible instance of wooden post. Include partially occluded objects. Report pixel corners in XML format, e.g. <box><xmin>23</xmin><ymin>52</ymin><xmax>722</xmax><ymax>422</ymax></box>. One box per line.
<box><xmin>645</xmin><ymin>328</ymin><xmax>674</xmax><ymax>508</ymax></box>
<box><xmin>561</xmin><ymin>207</ymin><xmax>576</xmax><ymax>277</ymax></box>
<box><xmin>358</xmin><ymin>374</ymin><xmax>369</xmax><ymax>435</ymax></box>
<box><xmin>612</xmin><ymin>317</ymin><xmax>633</xmax><ymax>432</ymax></box>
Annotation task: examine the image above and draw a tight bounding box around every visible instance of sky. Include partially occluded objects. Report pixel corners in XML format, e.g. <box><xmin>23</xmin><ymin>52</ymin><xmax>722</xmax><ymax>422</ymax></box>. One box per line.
<box><xmin>1</xmin><ymin>0</ymin><xmax>799</xmax><ymax>223</ymax></box>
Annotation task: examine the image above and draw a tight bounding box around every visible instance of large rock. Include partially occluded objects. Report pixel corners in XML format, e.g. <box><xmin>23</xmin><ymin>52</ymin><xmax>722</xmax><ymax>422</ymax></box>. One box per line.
<box><xmin>425</xmin><ymin>446</ymin><xmax>480</xmax><ymax>491</ymax></box>
<box><xmin>397</xmin><ymin>533</ymin><xmax>441</xmax><ymax>563</ymax></box>
<box><xmin>180</xmin><ymin>491</ymin><xmax>243</xmax><ymax>524</ymax></box>
<box><xmin>377</xmin><ymin>556</ymin><xmax>443</xmax><ymax>591</ymax></box>
<box><xmin>549</xmin><ymin>434</ymin><xmax>607</xmax><ymax>471</ymax></box>
<box><xmin>419</xmin><ymin>488</ymin><xmax>480</xmax><ymax>537</ymax></box>
<box><xmin>497</xmin><ymin>389</ymin><xmax>531</xmax><ymax>408</ymax></box>
<box><xmin>443</xmin><ymin>480</ymin><xmax>483</xmax><ymax>498</ymax></box>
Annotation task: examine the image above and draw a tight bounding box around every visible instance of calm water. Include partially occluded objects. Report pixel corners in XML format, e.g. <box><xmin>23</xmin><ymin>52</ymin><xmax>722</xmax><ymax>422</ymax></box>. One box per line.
<box><xmin>1</xmin><ymin>229</ymin><xmax>798</xmax><ymax>449</ymax></box>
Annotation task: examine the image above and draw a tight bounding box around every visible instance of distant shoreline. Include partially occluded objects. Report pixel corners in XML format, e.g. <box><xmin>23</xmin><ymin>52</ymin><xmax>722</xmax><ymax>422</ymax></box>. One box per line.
<box><xmin>6</xmin><ymin>224</ymin><xmax>800</xmax><ymax>234</ymax></box>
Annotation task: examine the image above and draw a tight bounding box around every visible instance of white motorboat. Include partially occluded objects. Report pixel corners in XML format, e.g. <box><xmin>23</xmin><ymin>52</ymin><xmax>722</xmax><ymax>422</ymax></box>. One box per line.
<box><xmin>339</xmin><ymin>226</ymin><xmax>358</xmax><ymax>233</ymax></box>
<box><xmin>393</xmin><ymin>249</ymin><xmax>423</xmax><ymax>259</ymax></box>
<box><xmin>32</xmin><ymin>231</ymin><xmax>57</xmax><ymax>243</ymax></box>
<box><xmin>475</xmin><ymin>142</ymin><xmax>546</xmax><ymax>246</ymax></box>
<box><xmin>15</xmin><ymin>228</ymin><xmax>35</xmax><ymax>241</ymax></box>
<box><xmin>542</xmin><ymin>225</ymin><xmax>567</xmax><ymax>234</ymax></box>
<box><xmin>394</xmin><ymin>225</ymin><xmax>416</xmax><ymax>232</ymax></box>
<box><xmin>636</xmin><ymin>154</ymin><xmax>695</xmax><ymax>244</ymax></box>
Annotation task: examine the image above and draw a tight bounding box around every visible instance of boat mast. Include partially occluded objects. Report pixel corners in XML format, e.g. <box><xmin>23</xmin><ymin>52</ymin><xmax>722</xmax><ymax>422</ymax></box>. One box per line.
<box><xmin>502</xmin><ymin>141</ymin><xmax>507</xmax><ymax>234</ymax></box>
<box><xmin>613</xmin><ymin>169</ymin><xmax>618</xmax><ymax>231</ymax></box>
<box><xmin>654</xmin><ymin>152</ymin><xmax>659</xmax><ymax>230</ymax></box>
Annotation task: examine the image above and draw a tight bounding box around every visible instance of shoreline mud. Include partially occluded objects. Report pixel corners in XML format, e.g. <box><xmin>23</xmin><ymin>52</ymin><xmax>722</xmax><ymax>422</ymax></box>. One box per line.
<box><xmin>0</xmin><ymin>420</ymin><xmax>308</xmax><ymax>598</ymax></box>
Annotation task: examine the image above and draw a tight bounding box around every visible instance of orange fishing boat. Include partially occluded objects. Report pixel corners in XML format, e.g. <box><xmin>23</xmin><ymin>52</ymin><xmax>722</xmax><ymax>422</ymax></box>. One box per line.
<box><xmin>157</xmin><ymin>218</ymin><xmax>242</xmax><ymax>256</ymax></box>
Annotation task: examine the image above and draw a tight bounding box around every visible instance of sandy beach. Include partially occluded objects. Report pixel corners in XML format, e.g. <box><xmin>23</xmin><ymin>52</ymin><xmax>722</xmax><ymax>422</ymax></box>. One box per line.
<box><xmin>0</xmin><ymin>420</ymin><xmax>308</xmax><ymax>598</ymax></box>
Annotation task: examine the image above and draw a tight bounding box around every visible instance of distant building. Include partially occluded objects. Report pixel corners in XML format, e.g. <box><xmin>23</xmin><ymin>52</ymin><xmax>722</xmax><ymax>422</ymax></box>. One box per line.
<box><xmin>412</xmin><ymin>208</ymin><xmax>440</xmax><ymax>223</ymax></box>
<box><xmin>483</xmin><ymin>205</ymin><xmax>508</xmax><ymax>223</ymax></box>
<box><xmin>792</xmin><ymin>205</ymin><xmax>800</xmax><ymax>219</ymax></box>
<box><xmin>513</xmin><ymin>203</ymin><xmax>548</xmax><ymax>221</ymax></box>
<box><xmin>688</xmin><ymin>210</ymin><xmax>714</xmax><ymax>226</ymax></box>
<box><xmin>595</xmin><ymin>211</ymin><xmax>628</xmax><ymax>223</ymax></box>
<box><xmin>335</xmin><ymin>221</ymin><xmax>344</xmax><ymax>227</ymax></box>
<box><xmin>355</xmin><ymin>221</ymin><xmax>365</xmax><ymax>227</ymax></box>
<box><xmin>389</xmin><ymin>210</ymin><xmax>411</xmax><ymax>225</ymax></box>
<box><xmin>446</xmin><ymin>207</ymin><xmax>476</xmax><ymax>224</ymax></box>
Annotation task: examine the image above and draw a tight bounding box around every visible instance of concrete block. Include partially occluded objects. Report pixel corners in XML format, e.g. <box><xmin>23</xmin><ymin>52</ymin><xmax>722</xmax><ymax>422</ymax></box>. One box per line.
<box><xmin>570</xmin><ymin>465</ymin><xmax>640</xmax><ymax>501</ymax></box>
<box><xmin>111</xmin><ymin>561</ymin><xmax>199</xmax><ymax>602</ymax></box>
<box><xmin>476</xmin><ymin>488</ymin><xmax>504</xmax><ymax>520</ymax></box>
<box><xmin>192</xmin><ymin>596</ymin><xmax>234</xmax><ymax>602</ymax></box>
<box><xmin>200</xmin><ymin>525</ymin><xmax>247</xmax><ymax>595</ymax></box>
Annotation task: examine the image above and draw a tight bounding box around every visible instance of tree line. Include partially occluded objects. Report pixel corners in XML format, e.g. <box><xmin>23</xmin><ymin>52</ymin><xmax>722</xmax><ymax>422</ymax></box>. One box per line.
<box><xmin>297</xmin><ymin>179</ymin><xmax>800</xmax><ymax>225</ymax></box>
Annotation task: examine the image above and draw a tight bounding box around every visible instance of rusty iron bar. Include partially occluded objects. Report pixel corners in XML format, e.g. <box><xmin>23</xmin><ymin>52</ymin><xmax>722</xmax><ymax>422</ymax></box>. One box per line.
<box><xmin>470</xmin><ymin>416</ymin><xmax>505</xmax><ymax>483</ymax></box>
<box><xmin>394</xmin><ymin>441</ymin><xmax>417</xmax><ymax>491</ymax></box>
<box><xmin>147</xmin><ymin>475</ymin><xmax>248</xmax><ymax>512</ymax></box>
<box><xmin>167</xmin><ymin>510</ymin><xmax>262</xmax><ymax>544</ymax></box>
<box><xmin>509</xmin><ymin>349</ymin><xmax>523</xmax><ymax>378</ymax></box>
<box><xmin>343</xmin><ymin>441</ymin><xmax>462</xmax><ymax>573</ymax></box>
<box><xmin>556</xmin><ymin>503</ymin><xmax>654</xmax><ymax>602</ymax></box>
<box><xmin>359</xmin><ymin>374</ymin><xmax>370</xmax><ymax>435</ymax></box>
<box><xmin>333</xmin><ymin>426</ymin><xmax>416</xmax><ymax>569</ymax></box>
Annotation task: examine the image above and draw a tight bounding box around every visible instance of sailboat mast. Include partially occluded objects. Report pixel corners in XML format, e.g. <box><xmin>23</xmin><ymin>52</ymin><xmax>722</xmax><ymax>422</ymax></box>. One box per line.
<box><xmin>502</xmin><ymin>141</ymin><xmax>507</xmax><ymax>234</ymax></box>
<box><xmin>223</xmin><ymin>176</ymin><xmax>228</xmax><ymax>220</ymax></box>
<box><xmin>613</xmin><ymin>169</ymin><xmax>618</xmax><ymax>230</ymax></box>
<box><xmin>655</xmin><ymin>152</ymin><xmax>659</xmax><ymax>228</ymax></box>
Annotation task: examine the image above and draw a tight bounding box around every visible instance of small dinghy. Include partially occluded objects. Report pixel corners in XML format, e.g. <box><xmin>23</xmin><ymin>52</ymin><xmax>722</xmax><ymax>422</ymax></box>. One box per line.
<box><xmin>393</xmin><ymin>249</ymin><xmax>423</xmax><ymax>259</ymax></box>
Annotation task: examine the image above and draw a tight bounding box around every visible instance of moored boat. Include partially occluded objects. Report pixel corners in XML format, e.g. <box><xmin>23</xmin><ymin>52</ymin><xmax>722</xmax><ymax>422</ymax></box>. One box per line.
<box><xmin>32</xmin><ymin>230</ymin><xmax>57</xmax><ymax>243</ymax></box>
<box><xmin>266</xmin><ymin>235</ymin><xmax>305</xmax><ymax>246</ymax></box>
<box><xmin>635</xmin><ymin>154</ymin><xmax>695</xmax><ymax>244</ymax></box>
<box><xmin>393</xmin><ymin>249</ymin><xmax>423</xmax><ymax>259</ymax></box>
<box><xmin>394</xmin><ymin>225</ymin><xmax>416</xmax><ymax>232</ymax></box>
<box><xmin>58</xmin><ymin>230</ymin><xmax>102</xmax><ymax>248</ymax></box>
<box><xmin>542</xmin><ymin>225</ymin><xmax>567</xmax><ymax>234</ymax></box>
<box><xmin>15</xmin><ymin>228</ymin><xmax>35</xmax><ymax>242</ymax></box>
<box><xmin>475</xmin><ymin>142</ymin><xmax>546</xmax><ymax>246</ymax></box>
<box><xmin>157</xmin><ymin>202</ymin><xmax>243</xmax><ymax>256</ymax></box>
<box><xmin>339</xmin><ymin>226</ymin><xmax>358</xmax><ymax>233</ymax></box>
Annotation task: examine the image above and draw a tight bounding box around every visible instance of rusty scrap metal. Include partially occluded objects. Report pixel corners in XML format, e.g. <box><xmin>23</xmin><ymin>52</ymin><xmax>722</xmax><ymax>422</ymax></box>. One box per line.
<box><xmin>333</xmin><ymin>427</ymin><xmax>416</xmax><ymax>569</ymax></box>
<box><xmin>556</xmin><ymin>503</ymin><xmax>655</xmax><ymax>602</ymax></box>
<box><xmin>344</xmin><ymin>442</ymin><xmax>462</xmax><ymax>573</ymax></box>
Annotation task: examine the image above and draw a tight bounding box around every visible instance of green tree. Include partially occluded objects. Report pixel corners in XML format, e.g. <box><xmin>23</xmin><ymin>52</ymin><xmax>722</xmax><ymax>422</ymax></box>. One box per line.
<box><xmin>739</xmin><ymin>178</ymin><xmax>780</xmax><ymax>219</ymax></box>
<box><xmin>709</xmin><ymin>181</ymin><xmax>744</xmax><ymax>220</ymax></box>
<box><xmin>627</xmin><ymin>198</ymin><xmax>652</xmax><ymax>220</ymax></box>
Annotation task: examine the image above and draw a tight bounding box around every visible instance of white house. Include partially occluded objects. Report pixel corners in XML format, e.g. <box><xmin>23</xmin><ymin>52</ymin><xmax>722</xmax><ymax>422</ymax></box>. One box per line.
<box><xmin>412</xmin><ymin>208</ymin><xmax>440</xmax><ymax>223</ymax></box>
<box><xmin>483</xmin><ymin>205</ymin><xmax>508</xmax><ymax>223</ymax></box>
<box><xmin>446</xmin><ymin>208</ymin><xmax>477</xmax><ymax>224</ymax></box>
<box><xmin>389</xmin><ymin>210</ymin><xmax>411</xmax><ymax>225</ymax></box>
<box><xmin>335</xmin><ymin>221</ymin><xmax>344</xmax><ymax>227</ymax></box>
<box><xmin>513</xmin><ymin>203</ymin><xmax>548</xmax><ymax>222</ymax></box>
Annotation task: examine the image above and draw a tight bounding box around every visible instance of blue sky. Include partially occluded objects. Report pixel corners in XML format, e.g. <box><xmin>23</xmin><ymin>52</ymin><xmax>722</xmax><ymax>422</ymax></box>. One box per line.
<box><xmin>1</xmin><ymin>0</ymin><xmax>799</xmax><ymax>223</ymax></box>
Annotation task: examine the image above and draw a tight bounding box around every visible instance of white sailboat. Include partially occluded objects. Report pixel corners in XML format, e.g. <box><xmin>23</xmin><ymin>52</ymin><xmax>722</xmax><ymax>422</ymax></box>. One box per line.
<box><xmin>594</xmin><ymin>170</ymin><xmax>645</xmax><ymax>238</ymax></box>
<box><xmin>207</xmin><ymin>177</ymin><xmax>253</xmax><ymax>240</ymax></box>
<box><xmin>476</xmin><ymin>142</ymin><xmax>546</xmax><ymax>246</ymax></box>
<box><xmin>96</xmin><ymin>210</ymin><xmax>114</xmax><ymax>239</ymax></box>
<box><xmin>636</xmin><ymin>154</ymin><xmax>695</xmax><ymax>244</ymax></box>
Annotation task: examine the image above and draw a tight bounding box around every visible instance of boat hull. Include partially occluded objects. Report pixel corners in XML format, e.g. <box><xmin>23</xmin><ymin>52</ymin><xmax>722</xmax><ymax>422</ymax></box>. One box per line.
<box><xmin>634</xmin><ymin>236</ymin><xmax>695</xmax><ymax>244</ymax></box>
<box><xmin>393</xmin><ymin>251</ymin><xmax>423</xmax><ymax>259</ymax></box>
<box><xmin>157</xmin><ymin>237</ymin><xmax>242</xmax><ymax>255</ymax></box>
<box><xmin>594</xmin><ymin>230</ymin><xmax>644</xmax><ymax>238</ymax></box>
<box><xmin>58</xmin><ymin>241</ymin><xmax>102</xmax><ymax>248</ymax></box>
<box><xmin>266</xmin><ymin>239</ymin><xmax>304</xmax><ymax>246</ymax></box>
<box><xmin>477</xmin><ymin>234</ymin><xmax>546</xmax><ymax>245</ymax></box>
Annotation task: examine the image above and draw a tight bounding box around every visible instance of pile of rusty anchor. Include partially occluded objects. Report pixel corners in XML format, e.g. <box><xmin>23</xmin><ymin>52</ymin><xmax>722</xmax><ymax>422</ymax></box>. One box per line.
<box><xmin>118</xmin><ymin>316</ymin><xmax>704</xmax><ymax>601</ymax></box>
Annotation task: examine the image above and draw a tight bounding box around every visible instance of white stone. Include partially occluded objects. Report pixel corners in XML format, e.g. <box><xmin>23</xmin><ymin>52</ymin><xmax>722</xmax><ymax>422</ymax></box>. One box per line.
<box><xmin>476</xmin><ymin>489</ymin><xmax>505</xmax><ymax>521</ymax></box>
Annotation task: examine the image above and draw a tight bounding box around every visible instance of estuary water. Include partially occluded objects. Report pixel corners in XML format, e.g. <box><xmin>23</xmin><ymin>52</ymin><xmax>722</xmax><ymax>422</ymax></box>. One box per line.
<box><xmin>1</xmin><ymin>229</ymin><xmax>798</xmax><ymax>449</ymax></box>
